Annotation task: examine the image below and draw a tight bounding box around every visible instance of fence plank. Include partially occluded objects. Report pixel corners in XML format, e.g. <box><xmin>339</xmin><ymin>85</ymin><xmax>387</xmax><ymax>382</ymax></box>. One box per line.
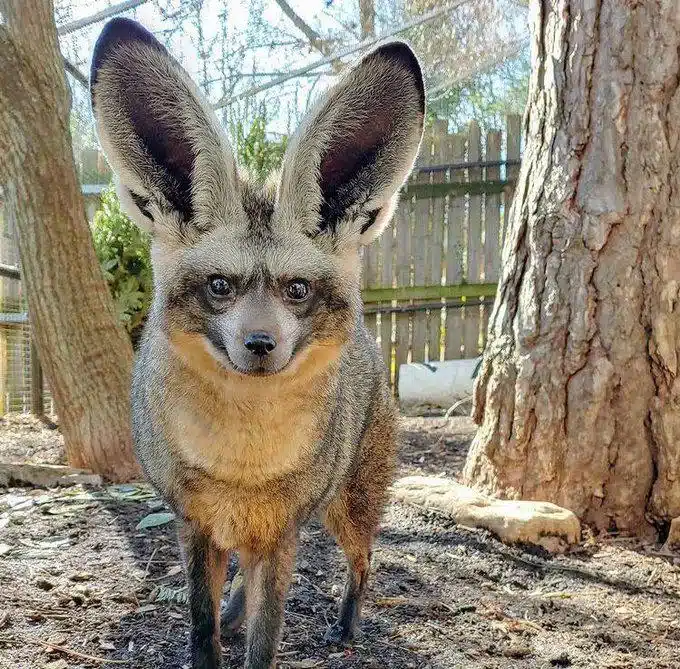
<box><xmin>467</xmin><ymin>121</ymin><xmax>482</xmax><ymax>283</ymax></box>
<box><xmin>444</xmin><ymin>132</ymin><xmax>466</xmax><ymax>360</ymax></box>
<box><xmin>463</xmin><ymin>121</ymin><xmax>482</xmax><ymax>358</ymax></box>
<box><xmin>362</xmin><ymin>283</ymin><xmax>497</xmax><ymax>302</ymax></box>
<box><xmin>411</xmin><ymin>127</ymin><xmax>433</xmax><ymax>363</ymax></box>
<box><xmin>426</xmin><ymin>120</ymin><xmax>447</xmax><ymax>362</ymax></box>
<box><xmin>485</xmin><ymin>130</ymin><xmax>502</xmax><ymax>282</ymax></box>
<box><xmin>394</xmin><ymin>193</ymin><xmax>412</xmax><ymax>389</ymax></box>
<box><xmin>380</xmin><ymin>227</ymin><xmax>394</xmax><ymax>376</ymax></box>
<box><xmin>362</xmin><ymin>236</ymin><xmax>379</xmax><ymax>337</ymax></box>
<box><xmin>482</xmin><ymin>129</ymin><xmax>502</xmax><ymax>356</ymax></box>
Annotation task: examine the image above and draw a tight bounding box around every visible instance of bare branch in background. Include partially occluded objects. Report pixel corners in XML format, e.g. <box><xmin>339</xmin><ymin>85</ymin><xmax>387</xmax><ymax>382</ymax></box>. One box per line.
<box><xmin>63</xmin><ymin>57</ymin><xmax>87</xmax><ymax>87</ymax></box>
<box><xmin>57</xmin><ymin>0</ymin><xmax>149</xmax><ymax>35</ymax></box>
<box><xmin>427</xmin><ymin>36</ymin><xmax>528</xmax><ymax>97</ymax></box>
<box><xmin>274</xmin><ymin>0</ymin><xmax>334</xmax><ymax>56</ymax></box>
<box><xmin>214</xmin><ymin>0</ymin><xmax>467</xmax><ymax>110</ymax></box>
<box><xmin>273</xmin><ymin>0</ymin><xmax>345</xmax><ymax>74</ymax></box>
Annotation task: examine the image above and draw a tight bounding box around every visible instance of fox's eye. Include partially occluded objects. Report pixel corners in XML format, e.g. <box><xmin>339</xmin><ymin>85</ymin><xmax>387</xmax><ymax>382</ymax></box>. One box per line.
<box><xmin>207</xmin><ymin>275</ymin><xmax>232</xmax><ymax>298</ymax></box>
<box><xmin>285</xmin><ymin>279</ymin><xmax>310</xmax><ymax>302</ymax></box>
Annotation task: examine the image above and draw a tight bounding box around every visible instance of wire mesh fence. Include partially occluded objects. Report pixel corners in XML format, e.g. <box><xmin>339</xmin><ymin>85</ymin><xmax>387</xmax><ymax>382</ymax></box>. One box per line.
<box><xmin>0</xmin><ymin>280</ymin><xmax>54</xmax><ymax>417</ymax></box>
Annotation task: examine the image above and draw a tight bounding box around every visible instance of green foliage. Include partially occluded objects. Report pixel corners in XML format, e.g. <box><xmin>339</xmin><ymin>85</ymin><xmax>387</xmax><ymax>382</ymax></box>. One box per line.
<box><xmin>231</xmin><ymin>116</ymin><xmax>288</xmax><ymax>181</ymax></box>
<box><xmin>91</xmin><ymin>186</ymin><xmax>152</xmax><ymax>337</ymax></box>
<box><xmin>428</xmin><ymin>54</ymin><xmax>530</xmax><ymax>132</ymax></box>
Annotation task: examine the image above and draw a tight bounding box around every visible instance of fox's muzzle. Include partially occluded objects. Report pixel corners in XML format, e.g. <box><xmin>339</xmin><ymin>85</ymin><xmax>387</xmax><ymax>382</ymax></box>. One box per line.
<box><xmin>206</xmin><ymin>292</ymin><xmax>300</xmax><ymax>376</ymax></box>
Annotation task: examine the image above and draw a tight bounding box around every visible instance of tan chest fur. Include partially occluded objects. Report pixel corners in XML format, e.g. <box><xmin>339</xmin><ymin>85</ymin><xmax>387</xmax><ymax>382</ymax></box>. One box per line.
<box><xmin>183</xmin><ymin>478</ymin><xmax>295</xmax><ymax>554</ymax></box>
<box><xmin>163</xmin><ymin>332</ymin><xmax>341</xmax><ymax>552</ymax></box>
<box><xmin>169</xmin><ymin>387</ymin><xmax>318</xmax><ymax>484</ymax></box>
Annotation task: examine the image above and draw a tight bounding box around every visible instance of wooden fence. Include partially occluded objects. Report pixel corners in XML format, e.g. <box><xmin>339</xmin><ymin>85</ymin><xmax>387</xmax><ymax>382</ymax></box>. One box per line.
<box><xmin>0</xmin><ymin>115</ymin><xmax>522</xmax><ymax>413</ymax></box>
<box><xmin>362</xmin><ymin>115</ymin><xmax>522</xmax><ymax>388</ymax></box>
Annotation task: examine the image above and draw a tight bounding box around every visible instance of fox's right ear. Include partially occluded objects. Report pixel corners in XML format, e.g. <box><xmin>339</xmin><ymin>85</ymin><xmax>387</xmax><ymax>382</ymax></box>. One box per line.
<box><xmin>90</xmin><ymin>18</ymin><xmax>238</xmax><ymax>242</ymax></box>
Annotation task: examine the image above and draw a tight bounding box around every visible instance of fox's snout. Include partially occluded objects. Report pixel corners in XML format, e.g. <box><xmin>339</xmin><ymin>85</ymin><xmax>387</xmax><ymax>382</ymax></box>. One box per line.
<box><xmin>205</xmin><ymin>287</ymin><xmax>301</xmax><ymax>376</ymax></box>
<box><xmin>244</xmin><ymin>332</ymin><xmax>277</xmax><ymax>356</ymax></box>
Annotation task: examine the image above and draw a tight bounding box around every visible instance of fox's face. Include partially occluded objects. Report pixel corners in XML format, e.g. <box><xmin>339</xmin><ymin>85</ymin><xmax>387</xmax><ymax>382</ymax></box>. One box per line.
<box><xmin>90</xmin><ymin>19</ymin><xmax>425</xmax><ymax>377</ymax></box>
<box><xmin>152</xmin><ymin>207</ymin><xmax>360</xmax><ymax>376</ymax></box>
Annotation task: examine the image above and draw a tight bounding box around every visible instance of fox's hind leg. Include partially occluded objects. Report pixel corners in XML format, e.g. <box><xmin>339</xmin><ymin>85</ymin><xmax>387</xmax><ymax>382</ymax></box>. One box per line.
<box><xmin>323</xmin><ymin>414</ymin><xmax>397</xmax><ymax>645</ymax></box>
<box><xmin>178</xmin><ymin>522</ymin><xmax>229</xmax><ymax>669</ymax></box>
<box><xmin>220</xmin><ymin>567</ymin><xmax>247</xmax><ymax>637</ymax></box>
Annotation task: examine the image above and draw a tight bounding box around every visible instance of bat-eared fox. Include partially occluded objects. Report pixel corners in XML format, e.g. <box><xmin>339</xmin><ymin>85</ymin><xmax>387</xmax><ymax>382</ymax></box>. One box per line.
<box><xmin>90</xmin><ymin>17</ymin><xmax>424</xmax><ymax>669</ymax></box>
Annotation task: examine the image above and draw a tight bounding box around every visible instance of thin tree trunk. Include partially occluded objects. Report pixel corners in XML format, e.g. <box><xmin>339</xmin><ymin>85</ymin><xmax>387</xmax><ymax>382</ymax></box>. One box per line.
<box><xmin>359</xmin><ymin>0</ymin><xmax>375</xmax><ymax>39</ymax></box>
<box><xmin>0</xmin><ymin>0</ymin><xmax>139</xmax><ymax>481</ymax></box>
<box><xmin>465</xmin><ymin>0</ymin><xmax>680</xmax><ymax>537</ymax></box>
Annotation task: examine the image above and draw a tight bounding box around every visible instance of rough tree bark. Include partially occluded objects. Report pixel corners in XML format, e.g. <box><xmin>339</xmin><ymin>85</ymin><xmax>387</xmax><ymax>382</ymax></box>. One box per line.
<box><xmin>465</xmin><ymin>0</ymin><xmax>680</xmax><ymax>537</ymax></box>
<box><xmin>0</xmin><ymin>0</ymin><xmax>139</xmax><ymax>481</ymax></box>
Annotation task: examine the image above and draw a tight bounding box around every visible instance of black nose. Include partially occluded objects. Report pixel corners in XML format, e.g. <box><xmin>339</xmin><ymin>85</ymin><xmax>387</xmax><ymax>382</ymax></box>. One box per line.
<box><xmin>244</xmin><ymin>332</ymin><xmax>277</xmax><ymax>356</ymax></box>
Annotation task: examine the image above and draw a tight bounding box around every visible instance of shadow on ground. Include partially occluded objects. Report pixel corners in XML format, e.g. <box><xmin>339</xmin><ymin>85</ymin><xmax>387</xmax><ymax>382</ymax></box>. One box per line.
<box><xmin>1</xmin><ymin>416</ymin><xmax>680</xmax><ymax>668</ymax></box>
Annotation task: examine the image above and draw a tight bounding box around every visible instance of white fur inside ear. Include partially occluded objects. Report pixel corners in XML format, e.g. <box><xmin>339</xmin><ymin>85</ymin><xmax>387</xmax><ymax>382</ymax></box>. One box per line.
<box><xmin>359</xmin><ymin>192</ymin><xmax>400</xmax><ymax>245</ymax></box>
<box><xmin>115</xmin><ymin>180</ymin><xmax>154</xmax><ymax>232</ymax></box>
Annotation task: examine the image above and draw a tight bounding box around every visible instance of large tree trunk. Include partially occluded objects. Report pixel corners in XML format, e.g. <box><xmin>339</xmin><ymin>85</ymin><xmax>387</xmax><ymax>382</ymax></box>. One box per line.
<box><xmin>0</xmin><ymin>0</ymin><xmax>139</xmax><ymax>481</ymax></box>
<box><xmin>465</xmin><ymin>0</ymin><xmax>680</xmax><ymax>537</ymax></box>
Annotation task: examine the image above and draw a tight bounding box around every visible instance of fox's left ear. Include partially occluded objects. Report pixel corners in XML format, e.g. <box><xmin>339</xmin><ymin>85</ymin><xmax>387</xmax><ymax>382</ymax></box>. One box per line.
<box><xmin>278</xmin><ymin>42</ymin><xmax>425</xmax><ymax>246</ymax></box>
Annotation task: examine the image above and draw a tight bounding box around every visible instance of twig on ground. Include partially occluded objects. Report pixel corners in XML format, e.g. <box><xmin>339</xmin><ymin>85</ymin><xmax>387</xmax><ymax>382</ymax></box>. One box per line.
<box><xmin>35</xmin><ymin>638</ymin><xmax>128</xmax><ymax>664</ymax></box>
<box><xmin>295</xmin><ymin>572</ymin><xmax>332</xmax><ymax>600</ymax></box>
<box><xmin>142</xmin><ymin>547</ymin><xmax>159</xmax><ymax>580</ymax></box>
<box><xmin>444</xmin><ymin>396</ymin><xmax>473</xmax><ymax>419</ymax></box>
<box><xmin>0</xmin><ymin>634</ymin><xmax>127</xmax><ymax>664</ymax></box>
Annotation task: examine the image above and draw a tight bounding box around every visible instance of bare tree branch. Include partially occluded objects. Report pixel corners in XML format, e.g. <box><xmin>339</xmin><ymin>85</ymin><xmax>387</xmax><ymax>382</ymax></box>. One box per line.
<box><xmin>57</xmin><ymin>0</ymin><xmax>149</xmax><ymax>35</ymax></box>
<box><xmin>214</xmin><ymin>1</ymin><xmax>468</xmax><ymax>110</ymax></box>
<box><xmin>427</xmin><ymin>37</ymin><xmax>529</xmax><ymax>97</ymax></box>
<box><xmin>273</xmin><ymin>0</ymin><xmax>333</xmax><ymax>57</ymax></box>
<box><xmin>63</xmin><ymin>57</ymin><xmax>88</xmax><ymax>87</ymax></box>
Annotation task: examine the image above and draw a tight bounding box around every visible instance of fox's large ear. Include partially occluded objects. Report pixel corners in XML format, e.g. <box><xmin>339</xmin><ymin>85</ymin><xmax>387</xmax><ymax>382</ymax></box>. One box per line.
<box><xmin>90</xmin><ymin>18</ymin><xmax>238</xmax><ymax>241</ymax></box>
<box><xmin>278</xmin><ymin>42</ymin><xmax>425</xmax><ymax>246</ymax></box>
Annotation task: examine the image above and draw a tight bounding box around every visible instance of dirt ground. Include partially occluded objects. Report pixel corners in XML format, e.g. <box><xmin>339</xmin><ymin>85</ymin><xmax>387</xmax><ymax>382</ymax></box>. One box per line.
<box><xmin>1</xmin><ymin>414</ymin><xmax>679</xmax><ymax>669</ymax></box>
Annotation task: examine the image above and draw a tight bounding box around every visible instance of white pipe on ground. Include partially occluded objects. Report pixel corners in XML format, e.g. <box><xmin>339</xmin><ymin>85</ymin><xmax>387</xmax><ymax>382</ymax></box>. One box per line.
<box><xmin>398</xmin><ymin>358</ymin><xmax>481</xmax><ymax>412</ymax></box>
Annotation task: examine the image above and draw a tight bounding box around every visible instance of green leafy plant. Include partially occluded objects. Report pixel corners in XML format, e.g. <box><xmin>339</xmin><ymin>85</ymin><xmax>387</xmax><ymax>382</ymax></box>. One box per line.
<box><xmin>91</xmin><ymin>186</ymin><xmax>152</xmax><ymax>341</ymax></box>
<box><xmin>232</xmin><ymin>116</ymin><xmax>287</xmax><ymax>181</ymax></box>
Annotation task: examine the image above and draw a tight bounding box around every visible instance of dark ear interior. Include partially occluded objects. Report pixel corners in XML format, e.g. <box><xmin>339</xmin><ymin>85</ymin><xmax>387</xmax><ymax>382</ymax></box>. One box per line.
<box><xmin>90</xmin><ymin>18</ymin><xmax>199</xmax><ymax>222</ymax></box>
<box><xmin>318</xmin><ymin>109</ymin><xmax>392</xmax><ymax>229</ymax></box>
<box><xmin>313</xmin><ymin>42</ymin><xmax>425</xmax><ymax>234</ymax></box>
<box><xmin>125</xmin><ymin>100</ymin><xmax>195</xmax><ymax>221</ymax></box>
<box><xmin>90</xmin><ymin>17</ymin><xmax>162</xmax><ymax>81</ymax></box>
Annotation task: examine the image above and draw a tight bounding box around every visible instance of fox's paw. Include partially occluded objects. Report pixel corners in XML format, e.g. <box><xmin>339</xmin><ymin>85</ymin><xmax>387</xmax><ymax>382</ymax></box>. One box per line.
<box><xmin>323</xmin><ymin>622</ymin><xmax>356</xmax><ymax>646</ymax></box>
